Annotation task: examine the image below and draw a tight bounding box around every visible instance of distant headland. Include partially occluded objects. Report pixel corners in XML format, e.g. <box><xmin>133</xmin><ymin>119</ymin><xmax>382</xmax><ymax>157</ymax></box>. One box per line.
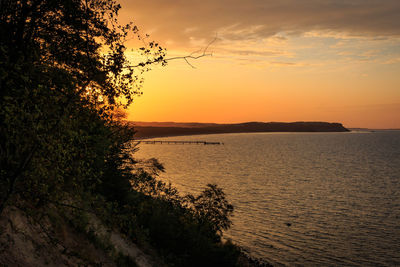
<box><xmin>130</xmin><ymin>121</ymin><xmax>350</xmax><ymax>139</ymax></box>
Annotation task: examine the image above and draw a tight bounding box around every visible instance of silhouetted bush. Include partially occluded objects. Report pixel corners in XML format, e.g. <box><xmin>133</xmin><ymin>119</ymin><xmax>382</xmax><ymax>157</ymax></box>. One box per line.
<box><xmin>0</xmin><ymin>0</ymin><xmax>243</xmax><ymax>265</ymax></box>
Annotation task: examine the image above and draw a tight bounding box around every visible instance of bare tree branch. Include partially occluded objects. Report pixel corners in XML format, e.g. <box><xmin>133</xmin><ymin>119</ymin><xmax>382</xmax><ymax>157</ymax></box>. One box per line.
<box><xmin>124</xmin><ymin>34</ymin><xmax>218</xmax><ymax>69</ymax></box>
<box><xmin>164</xmin><ymin>34</ymin><xmax>218</xmax><ymax>69</ymax></box>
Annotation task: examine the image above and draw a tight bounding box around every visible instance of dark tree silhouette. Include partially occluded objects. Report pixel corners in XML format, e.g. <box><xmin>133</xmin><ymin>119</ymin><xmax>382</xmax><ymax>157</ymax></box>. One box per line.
<box><xmin>0</xmin><ymin>3</ymin><xmax>241</xmax><ymax>265</ymax></box>
<box><xmin>0</xmin><ymin>0</ymin><xmax>165</xmax><ymax>214</ymax></box>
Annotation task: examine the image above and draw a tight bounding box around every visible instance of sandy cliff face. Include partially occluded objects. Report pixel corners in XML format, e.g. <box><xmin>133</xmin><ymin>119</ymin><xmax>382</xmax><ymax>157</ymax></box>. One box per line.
<box><xmin>0</xmin><ymin>206</ymin><xmax>157</xmax><ymax>267</ymax></box>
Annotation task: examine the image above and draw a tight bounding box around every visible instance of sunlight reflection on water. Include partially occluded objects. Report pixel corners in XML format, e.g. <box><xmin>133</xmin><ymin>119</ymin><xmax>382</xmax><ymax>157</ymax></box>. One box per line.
<box><xmin>134</xmin><ymin>131</ymin><xmax>400</xmax><ymax>266</ymax></box>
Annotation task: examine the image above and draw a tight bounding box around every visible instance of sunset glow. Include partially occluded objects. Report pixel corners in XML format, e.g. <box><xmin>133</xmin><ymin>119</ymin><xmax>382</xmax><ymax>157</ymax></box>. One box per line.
<box><xmin>121</xmin><ymin>0</ymin><xmax>400</xmax><ymax>129</ymax></box>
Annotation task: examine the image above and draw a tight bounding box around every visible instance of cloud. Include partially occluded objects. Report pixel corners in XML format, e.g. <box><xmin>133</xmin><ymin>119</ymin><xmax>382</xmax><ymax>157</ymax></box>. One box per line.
<box><xmin>269</xmin><ymin>61</ymin><xmax>299</xmax><ymax>66</ymax></box>
<box><xmin>218</xmin><ymin>48</ymin><xmax>290</xmax><ymax>57</ymax></box>
<box><xmin>383</xmin><ymin>57</ymin><xmax>400</xmax><ymax>64</ymax></box>
<box><xmin>120</xmin><ymin>0</ymin><xmax>400</xmax><ymax>46</ymax></box>
<box><xmin>118</xmin><ymin>0</ymin><xmax>400</xmax><ymax>69</ymax></box>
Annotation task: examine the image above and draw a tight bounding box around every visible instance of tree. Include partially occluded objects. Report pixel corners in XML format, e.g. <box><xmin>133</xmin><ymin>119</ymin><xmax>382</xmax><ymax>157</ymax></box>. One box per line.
<box><xmin>186</xmin><ymin>184</ymin><xmax>234</xmax><ymax>239</ymax></box>
<box><xmin>0</xmin><ymin>2</ymin><xmax>239</xmax><ymax>265</ymax></box>
<box><xmin>0</xmin><ymin>0</ymin><xmax>165</xmax><ymax>214</ymax></box>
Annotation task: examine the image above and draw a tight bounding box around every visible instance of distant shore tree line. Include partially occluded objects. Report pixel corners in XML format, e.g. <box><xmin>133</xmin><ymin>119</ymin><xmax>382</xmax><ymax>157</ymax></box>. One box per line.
<box><xmin>0</xmin><ymin>0</ymin><xmax>246</xmax><ymax>265</ymax></box>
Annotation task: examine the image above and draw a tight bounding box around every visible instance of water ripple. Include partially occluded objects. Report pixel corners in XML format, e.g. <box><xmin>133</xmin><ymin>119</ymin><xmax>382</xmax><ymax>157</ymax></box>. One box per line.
<box><xmin>135</xmin><ymin>131</ymin><xmax>400</xmax><ymax>266</ymax></box>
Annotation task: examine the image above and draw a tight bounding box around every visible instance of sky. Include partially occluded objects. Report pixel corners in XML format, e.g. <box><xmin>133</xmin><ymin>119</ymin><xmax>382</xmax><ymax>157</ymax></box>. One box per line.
<box><xmin>120</xmin><ymin>0</ymin><xmax>400</xmax><ymax>129</ymax></box>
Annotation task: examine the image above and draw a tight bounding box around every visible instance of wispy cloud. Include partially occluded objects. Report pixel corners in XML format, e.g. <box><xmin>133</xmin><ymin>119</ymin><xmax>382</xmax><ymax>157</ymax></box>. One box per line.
<box><xmin>122</xmin><ymin>0</ymin><xmax>400</xmax><ymax>44</ymax></box>
<box><xmin>383</xmin><ymin>57</ymin><xmax>400</xmax><ymax>64</ymax></box>
<box><xmin>119</xmin><ymin>0</ymin><xmax>400</xmax><ymax>68</ymax></box>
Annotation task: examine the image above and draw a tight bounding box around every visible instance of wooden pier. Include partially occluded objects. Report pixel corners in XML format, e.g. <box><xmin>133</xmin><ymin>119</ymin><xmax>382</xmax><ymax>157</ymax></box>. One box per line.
<box><xmin>136</xmin><ymin>140</ymin><xmax>223</xmax><ymax>145</ymax></box>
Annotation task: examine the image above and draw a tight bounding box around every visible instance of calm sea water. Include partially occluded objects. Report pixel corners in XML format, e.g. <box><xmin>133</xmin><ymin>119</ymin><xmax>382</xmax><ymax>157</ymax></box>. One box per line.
<box><xmin>134</xmin><ymin>131</ymin><xmax>400</xmax><ymax>266</ymax></box>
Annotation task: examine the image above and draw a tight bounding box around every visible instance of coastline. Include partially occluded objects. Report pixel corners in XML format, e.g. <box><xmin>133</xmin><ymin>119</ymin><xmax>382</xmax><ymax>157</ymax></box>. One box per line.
<box><xmin>131</xmin><ymin>121</ymin><xmax>350</xmax><ymax>139</ymax></box>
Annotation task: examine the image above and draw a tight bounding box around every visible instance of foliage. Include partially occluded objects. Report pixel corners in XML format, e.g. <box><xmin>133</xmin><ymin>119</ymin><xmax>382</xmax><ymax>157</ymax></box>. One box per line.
<box><xmin>0</xmin><ymin>0</ymin><xmax>165</xmax><ymax>211</ymax></box>
<box><xmin>110</xmin><ymin>163</ymin><xmax>238</xmax><ymax>266</ymax></box>
<box><xmin>186</xmin><ymin>184</ymin><xmax>234</xmax><ymax>237</ymax></box>
<box><xmin>0</xmin><ymin>0</ymin><xmax>241</xmax><ymax>266</ymax></box>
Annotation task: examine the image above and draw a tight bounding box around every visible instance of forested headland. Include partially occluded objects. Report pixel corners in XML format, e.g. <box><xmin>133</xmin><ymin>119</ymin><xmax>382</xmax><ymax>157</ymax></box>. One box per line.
<box><xmin>0</xmin><ymin>1</ymin><xmax>266</xmax><ymax>266</ymax></box>
<box><xmin>132</xmin><ymin>121</ymin><xmax>350</xmax><ymax>139</ymax></box>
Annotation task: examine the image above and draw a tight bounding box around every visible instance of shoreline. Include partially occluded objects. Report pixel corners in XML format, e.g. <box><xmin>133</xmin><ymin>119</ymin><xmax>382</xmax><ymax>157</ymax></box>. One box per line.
<box><xmin>133</xmin><ymin>130</ymin><xmax>353</xmax><ymax>140</ymax></box>
<box><xmin>131</xmin><ymin>121</ymin><xmax>350</xmax><ymax>139</ymax></box>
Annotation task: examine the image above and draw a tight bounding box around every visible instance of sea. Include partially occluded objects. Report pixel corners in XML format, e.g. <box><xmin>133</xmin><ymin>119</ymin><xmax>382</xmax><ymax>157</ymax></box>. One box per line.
<box><xmin>134</xmin><ymin>131</ymin><xmax>400</xmax><ymax>266</ymax></box>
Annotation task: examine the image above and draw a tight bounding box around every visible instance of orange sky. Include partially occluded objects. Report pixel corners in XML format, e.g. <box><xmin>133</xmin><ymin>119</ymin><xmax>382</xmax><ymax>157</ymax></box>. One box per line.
<box><xmin>119</xmin><ymin>0</ymin><xmax>400</xmax><ymax>129</ymax></box>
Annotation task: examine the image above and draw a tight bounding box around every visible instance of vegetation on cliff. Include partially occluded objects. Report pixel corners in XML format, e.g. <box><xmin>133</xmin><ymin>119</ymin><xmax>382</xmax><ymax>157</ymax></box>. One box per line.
<box><xmin>0</xmin><ymin>0</ymin><xmax>259</xmax><ymax>266</ymax></box>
